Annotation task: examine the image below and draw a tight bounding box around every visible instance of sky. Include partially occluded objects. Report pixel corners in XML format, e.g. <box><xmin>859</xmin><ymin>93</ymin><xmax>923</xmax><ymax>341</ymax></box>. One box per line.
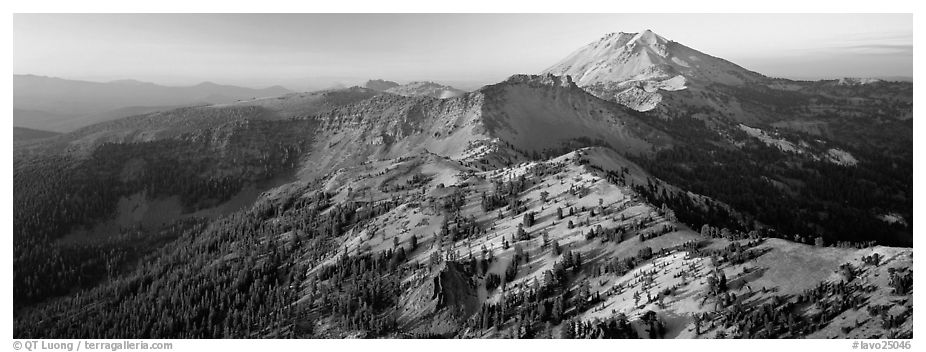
<box><xmin>14</xmin><ymin>13</ymin><xmax>913</xmax><ymax>91</ymax></box>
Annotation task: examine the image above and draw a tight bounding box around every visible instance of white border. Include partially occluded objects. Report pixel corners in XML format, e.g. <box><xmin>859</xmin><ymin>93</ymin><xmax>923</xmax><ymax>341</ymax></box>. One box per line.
<box><xmin>2</xmin><ymin>0</ymin><xmax>922</xmax><ymax>13</ymax></box>
<box><xmin>2</xmin><ymin>2</ymin><xmax>921</xmax><ymax>351</ymax></box>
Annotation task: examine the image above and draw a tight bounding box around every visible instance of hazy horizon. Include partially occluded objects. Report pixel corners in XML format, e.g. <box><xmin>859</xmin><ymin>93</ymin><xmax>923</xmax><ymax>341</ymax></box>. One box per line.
<box><xmin>14</xmin><ymin>14</ymin><xmax>913</xmax><ymax>91</ymax></box>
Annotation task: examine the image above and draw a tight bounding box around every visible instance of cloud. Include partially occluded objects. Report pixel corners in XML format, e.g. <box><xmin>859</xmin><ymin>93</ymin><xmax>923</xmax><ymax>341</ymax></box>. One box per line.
<box><xmin>838</xmin><ymin>31</ymin><xmax>912</xmax><ymax>44</ymax></box>
<box><xmin>824</xmin><ymin>31</ymin><xmax>913</xmax><ymax>55</ymax></box>
<box><xmin>836</xmin><ymin>44</ymin><xmax>913</xmax><ymax>55</ymax></box>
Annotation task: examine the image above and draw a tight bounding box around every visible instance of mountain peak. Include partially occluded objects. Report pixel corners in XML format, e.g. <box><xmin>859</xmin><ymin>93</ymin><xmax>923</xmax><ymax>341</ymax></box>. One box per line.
<box><xmin>542</xmin><ymin>29</ymin><xmax>767</xmax><ymax>111</ymax></box>
<box><xmin>544</xmin><ymin>30</ymin><xmax>763</xmax><ymax>87</ymax></box>
<box><xmin>630</xmin><ymin>29</ymin><xmax>666</xmax><ymax>45</ymax></box>
<box><xmin>595</xmin><ymin>30</ymin><xmax>666</xmax><ymax>46</ymax></box>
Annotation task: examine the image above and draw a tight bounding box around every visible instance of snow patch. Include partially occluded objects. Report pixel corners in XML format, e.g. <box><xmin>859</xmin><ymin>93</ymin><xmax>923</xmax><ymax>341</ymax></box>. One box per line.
<box><xmin>738</xmin><ymin>124</ymin><xmax>801</xmax><ymax>154</ymax></box>
<box><xmin>655</xmin><ymin>75</ymin><xmax>687</xmax><ymax>91</ymax></box>
<box><xmin>739</xmin><ymin>125</ymin><xmax>860</xmax><ymax>167</ymax></box>
<box><xmin>837</xmin><ymin>77</ymin><xmax>882</xmax><ymax>85</ymax></box>
<box><xmin>825</xmin><ymin>148</ymin><xmax>858</xmax><ymax>166</ymax></box>
<box><xmin>878</xmin><ymin>213</ymin><xmax>907</xmax><ymax>226</ymax></box>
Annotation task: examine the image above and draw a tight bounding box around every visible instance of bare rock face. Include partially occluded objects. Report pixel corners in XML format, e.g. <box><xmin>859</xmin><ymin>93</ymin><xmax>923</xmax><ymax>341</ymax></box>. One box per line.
<box><xmin>613</xmin><ymin>86</ymin><xmax>663</xmax><ymax>112</ymax></box>
<box><xmin>397</xmin><ymin>262</ymin><xmax>478</xmax><ymax>336</ymax></box>
<box><xmin>431</xmin><ymin>262</ymin><xmax>478</xmax><ymax>312</ymax></box>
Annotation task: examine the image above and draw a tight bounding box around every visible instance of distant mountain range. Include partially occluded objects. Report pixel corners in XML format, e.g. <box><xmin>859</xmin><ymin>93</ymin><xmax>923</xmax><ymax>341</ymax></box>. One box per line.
<box><xmin>13</xmin><ymin>126</ymin><xmax>60</xmax><ymax>142</ymax></box>
<box><xmin>13</xmin><ymin>75</ymin><xmax>293</xmax><ymax>132</ymax></box>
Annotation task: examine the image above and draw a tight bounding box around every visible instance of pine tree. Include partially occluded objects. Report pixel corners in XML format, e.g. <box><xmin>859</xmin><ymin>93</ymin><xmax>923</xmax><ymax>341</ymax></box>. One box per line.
<box><xmin>560</xmin><ymin>319</ymin><xmax>575</xmax><ymax>339</ymax></box>
<box><xmin>517</xmin><ymin>223</ymin><xmax>528</xmax><ymax>240</ymax></box>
